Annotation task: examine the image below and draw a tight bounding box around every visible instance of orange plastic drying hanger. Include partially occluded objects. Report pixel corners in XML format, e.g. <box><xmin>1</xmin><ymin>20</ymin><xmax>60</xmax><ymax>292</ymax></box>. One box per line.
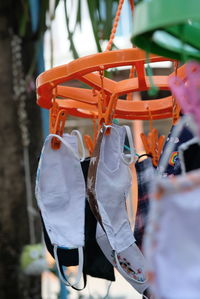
<box><xmin>36</xmin><ymin>48</ymin><xmax>184</xmax><ymax>122</ymax></box>
<box><xmin>36</xmin><ymin>48</ymin><xmax>170</xmax><ymax>109</ymax></box>
<box><xmin>42</xmin><ymin>61</ymin><xmax>186</xmax><ymax>123</ymax></box>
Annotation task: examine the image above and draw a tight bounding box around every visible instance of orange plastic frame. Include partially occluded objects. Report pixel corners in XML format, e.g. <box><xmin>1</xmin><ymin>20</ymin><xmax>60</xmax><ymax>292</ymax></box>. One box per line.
<box><xmin>49</xmin><ymin>61</ymin><xmax>185</xmax><ymax>122</ymax></box>
<box><xmin>36</xmin><ymin>48</ymin><xmax>177</xmax><ymax>120</ymax></box>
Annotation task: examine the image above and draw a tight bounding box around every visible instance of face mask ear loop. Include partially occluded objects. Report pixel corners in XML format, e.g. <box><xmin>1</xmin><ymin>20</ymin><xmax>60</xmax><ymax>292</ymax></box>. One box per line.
<box><xmin>121</xmin><ymin>125</ymin><xmax>136</xmax><ymax>165</ymax></box>
<box><xmin>53</xmin><ymin>245</ymin><xmax>84</xmax><ymax>288</ymax></box>
<box><xmin>114</xmin><ymin>251</ymin><xmax>148</xmax><ymax>284</ymax></box>
<box><xmin>71</xmin><ymin>130</ymin><xmax>86</xmax><ymax>162</ymax></box>
<box><xmin>47</xmin><ymin>133</ymin><xmax>80</xmax><ymax>160</ymax></box>
<box><xmin>53</xmin><ymin>245</ymin><xmax>70</xmax><ymax>286</ymax></box>
<box><xmin>103</xmin><ymin>124</ymin><xmax>135</xmax><ymax>165</ymax></box>
<box><xmin>74</xmin><ymin>247</ymin><xmax>84</xmax><ymax>286</ymax></box>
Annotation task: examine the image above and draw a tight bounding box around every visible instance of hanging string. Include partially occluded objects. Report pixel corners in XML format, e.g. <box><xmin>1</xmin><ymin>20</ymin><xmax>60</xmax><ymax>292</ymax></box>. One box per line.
<box><xmin>99</xmin><ymin>0</ymin><xmax>130</xmax><ymax>125</ymax></box>
<box><xmin>97</xmin><ymin>69</ymin><xmax>106</xmax><ymax>128</ymax></box>
<box><xmin>174</xmin><ymin>60</ymin><xmax>178</xmax><ymax>76</ymax></box>
<box><xmin>126</xmin><ymin>65</ymin><xmax>135</xmax><ymax>101</ymax></box>
<box><xmin>126</xmin><ymin>1</ymin><xmax>135</xmax><ymax>101</ymax></box>
<box><xmin>172</xmin><ymin>60</ymin><xmax>180</xmax><ymax>124</ymax></box>
<box><xmin>98</xmin><ymin>68</ymin><xmax>106</xmax><ymax>113</ymax></box>
<box><xmin>105</xmin><ymin>0</ymin><xmax>125</xmax><ymax>52</ymax></box>
<box><xmin>48</xmin><ymin>0</ymin><xmax>56</xmax><ymax>68</ymax></box>
<box><xmin>102</xmin><ymin>281</ymin><xmax>112</xmax><ymax>299</ymax></box>
<box><xmin>129</xmin><ymin>0</ymin><xmax>134</xmax><ymax>14</ymax></box>
<box><xmin>147</xmin><ymin>106</ymin><xmax>153</xmax><ymax>132</ymax></box>
<box><xmin>92</xmin><ymin>116</ymin><xmax>98</xmax><ymax>145</ymax></box>
<box><xmin>98</xmin><ymin>0</ymin><xmax>124</xmax><ymax>126</ymax></box>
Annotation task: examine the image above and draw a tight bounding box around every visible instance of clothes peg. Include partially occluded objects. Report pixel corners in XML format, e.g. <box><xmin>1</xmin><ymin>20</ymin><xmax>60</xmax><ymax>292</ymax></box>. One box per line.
<box><xmin>97</xmin><ymin>68</ymin><xmax>108</xmax><ymax>129</ymax></box>
<box><xmin>83</xmin><ymin>117</ymin><xmax>97</xmax><ymax>157</ymax></box>
<box><xmin>140</xmin><ymin>107</ymin><xmax>165</xmax><ymax>166</ymax></box>
<box><xmin>83</xmin><ymin>135</ymin><xmax>94</xmax><ymax>157</ymax></box>
<box><xmin>49</xmin><ymin>101</ymin><xmax>67</xmax><ymax>150</ymax></box>
<box><xmin>141</xmin><ymin>129</ymin><xmax>165</xmax><ymax>167</ymax></box>
<box><xmin>172</xmin><ymin>96</ymin><xmax>181</xmax><ymax>125</ymax></box>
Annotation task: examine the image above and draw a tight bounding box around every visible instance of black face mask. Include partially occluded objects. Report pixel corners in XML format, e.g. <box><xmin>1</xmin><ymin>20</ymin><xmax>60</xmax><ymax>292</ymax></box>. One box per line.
<box><xmin>81</xmin><ymin>158</ymin><xmax>115</xmax><ymax>282</ymax></box>
<box><xmin>181</xmin><ymin>142</ymin><xmax>200</xmax><ymax>172</ymax></box>
<box><xmin>40</xmin><ymin>157</ymin><xmax>115</xmax><ymax>291</ymax></box>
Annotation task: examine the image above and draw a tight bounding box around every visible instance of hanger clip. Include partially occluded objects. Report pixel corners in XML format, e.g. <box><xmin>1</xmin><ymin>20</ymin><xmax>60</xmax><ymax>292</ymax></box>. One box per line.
<box><xmin>50</xmin><ymin>101</ymin><xmax>67</xmax><ymax>150</ymax></box>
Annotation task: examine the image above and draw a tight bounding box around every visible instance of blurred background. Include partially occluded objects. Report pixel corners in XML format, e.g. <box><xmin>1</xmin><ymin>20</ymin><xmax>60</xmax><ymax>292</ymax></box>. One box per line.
<box><xmin>0</xmin><ymin>0</ymin><xmax>172</xmax><ymax>298</ymax></box>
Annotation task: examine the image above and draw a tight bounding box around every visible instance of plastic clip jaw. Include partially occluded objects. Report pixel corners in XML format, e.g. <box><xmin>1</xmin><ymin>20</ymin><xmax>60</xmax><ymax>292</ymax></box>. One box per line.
<box><xmin>103</xmin><ymin>94</ymin><xmax>119</xmax><ymax>135</ymax></box>
<box><xmin>97</xmin><ymin>93</ymin><xmax>106</xmax><ymax>130</ymax></box>
<box><xmin>50</xmin><ymin>102</ymin><xmax>67</xmax><ymax>150</ymax></box>
<box><xmin>140</xmin><ymin>128</ymin><xmax>165</xmax><ymax>167</ymax></box>
<box><xmin>97</xmin><ymin>67</ymin><xmax>107</xmax><ymax>131</ymax></box>
<box><xmin>172</xmin><ymin>99</ymin><xmax>181</xmax><ymax>125</ymax></box>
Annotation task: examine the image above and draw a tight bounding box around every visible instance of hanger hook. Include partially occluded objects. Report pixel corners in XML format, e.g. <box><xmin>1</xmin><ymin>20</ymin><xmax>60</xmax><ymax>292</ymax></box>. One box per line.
<box><xmin>172</xmin><ymin>61</ymin><xmax>181</xmax><ymax>125</ymax></box>
<box><xmin>147</xmin><ymin>106</ymin><xmax>153</xmax><ymax>132</ymax></box>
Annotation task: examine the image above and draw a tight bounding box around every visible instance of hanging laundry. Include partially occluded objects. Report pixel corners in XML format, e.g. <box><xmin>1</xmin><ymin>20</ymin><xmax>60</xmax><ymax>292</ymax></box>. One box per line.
<box><xmin>144</xmin><ymin>170</ymin><xmax>200</xmax><ymax>299</ymax></box>
<box><xmin>87</xmin><ymin>124</ymin><xmax>149</xmax><ymax>294</ymax></box>
<box><xmin>36</xmin><ymin>135</ymin><xmax>115</xmax><ymax>289</ymax></box>
<box><xmin>87</xmin><ymin>124</ymin><xmax>135</xmax><ymax>253</ymax></box>
<box><xmin>35</xmin><ymin>132</ymin><xmax>86</xmax><ymax>288</ymax></box>
<box><xmin>81</xmin><ymin>157</ymin><xmax>115</xmax><ymax>282</ymax></box>
<box><xmin>96</xmin><ymin>223</ymin><xmax>149</xmax><ymax>294</ymax></box>
<box><xmin>158</xmin><ymin>123</ymin><xmax>194</xmax><ymax>176</ymax></box>
<box><xmin>134</xmin><ymin>157</ymin><xmax>154</xmax><ymax>250</ymax></box>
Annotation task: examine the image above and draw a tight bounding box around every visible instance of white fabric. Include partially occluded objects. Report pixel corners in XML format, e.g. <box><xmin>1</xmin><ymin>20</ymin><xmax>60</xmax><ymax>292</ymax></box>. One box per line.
<box><xmin>94</xmin><ymin>124</ymin><xmax>135</xmax><ymax>253</ymax></box>
<box><xmin>96</xmin><ymin>223</ymin><xmax>149</xmax><ymax>294</ymax></box>
<box><xmin>144</xmin><ymin>170</ymin><xmax>200</xmax><ymax>299</ymax></box>
<box><xmin>71</xmin><ymin>129</ymin><xmax>86</xmax><ymax>162</ymax></box>
<box><xmin>35</xmin><ymin>133</ymin><xmax>86</xmax><ymax>248</ymax></box>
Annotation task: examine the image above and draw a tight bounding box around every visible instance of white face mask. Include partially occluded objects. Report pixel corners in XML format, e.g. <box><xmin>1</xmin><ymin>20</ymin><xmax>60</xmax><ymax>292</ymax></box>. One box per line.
<box><xmin>96</xmin><ymin>223</ymin><xmax>149</xmax><ymax>295</ymax></box>
<box><xmin>87</xmin><ymin>124</ymin><xmax>148</xmax><ymax>293</ymax></box>
<box><xmin>88</xmin><ymin>124</ymin><xmax>135</xmax><ymax>252</ymax></box>
<box><xmin>35</xmin><ymin>131</ymin><xmax>86</xmax><ymax>287</ymax></box>
<box><xmin>144</xmin><ymin>170</ymin><xmax>200</xmax><ymax>299</ymax></box>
